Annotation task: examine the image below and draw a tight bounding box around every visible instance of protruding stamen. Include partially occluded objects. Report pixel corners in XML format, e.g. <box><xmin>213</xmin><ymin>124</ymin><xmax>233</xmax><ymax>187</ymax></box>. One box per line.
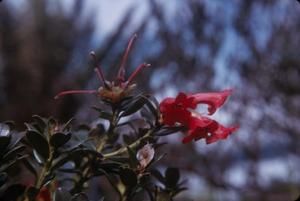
<box><xmin>117</xmin><ymin>34</ymin><xmax>138</xmax><ymax>82</ymax></box>
<box><xmin>90</xmin><ymin>51</ymin><xmax>106</xmax><ymax>83</ymax></box>
<box><xmin>126</xmin><ymin>63</ymin><xmax>151</xmax><ymax>87</ymax></box>
<box><xmin>94</xmin><ymin>68</ymin><xmax>106</xmax><ymax>84</ymax></box>
<box><xmin>54</xmin><ymin>90</ymin><xmax>97</xmax><ymax>99</ymax></box>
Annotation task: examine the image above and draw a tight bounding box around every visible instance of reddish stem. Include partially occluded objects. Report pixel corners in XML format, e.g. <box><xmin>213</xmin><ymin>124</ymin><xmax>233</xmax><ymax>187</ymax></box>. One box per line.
<box><xmin>94</xmin><ymin>67</ymin><xmax>106</xmax><ymax>84</ymax></box>
<box><xmin>126</xmin><ymin>63</ymin><xmax>151</xmax><ymax>87</ymax></box>
<box><xmin>54</xmin><ymin>90</ymin><xmax>97</xmax><ymax>99</ymax></box>
<box><xmin>117</xmin><ymin>34</ymin><xmax>138</xmax><ymax>82</ymax></box>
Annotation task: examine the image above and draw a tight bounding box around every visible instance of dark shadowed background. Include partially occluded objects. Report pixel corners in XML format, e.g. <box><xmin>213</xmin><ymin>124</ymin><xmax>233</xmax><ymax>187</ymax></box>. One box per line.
<box><xmin>1</xmin><ymin>0</ymin><xmax>300</xmax><ymax>200</ymax></box>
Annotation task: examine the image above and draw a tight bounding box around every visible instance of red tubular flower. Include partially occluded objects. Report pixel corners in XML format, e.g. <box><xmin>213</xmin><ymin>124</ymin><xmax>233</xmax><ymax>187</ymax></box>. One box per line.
<box><xmin>159</xmin><ymin>89</ymin><xmax>238</xmax><ymax>144</ymax></box>
<box><xmin>55</xmin><ymin>34</ymin><xmax>150</xmax><ymax>103</ymax></box>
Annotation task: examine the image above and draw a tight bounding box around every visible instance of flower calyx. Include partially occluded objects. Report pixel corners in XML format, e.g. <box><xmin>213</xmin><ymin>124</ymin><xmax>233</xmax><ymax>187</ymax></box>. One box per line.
<box><xmin>55</xmin><ymin>34</ymin><xmax>151</xmax><ymax>104</ymax></box>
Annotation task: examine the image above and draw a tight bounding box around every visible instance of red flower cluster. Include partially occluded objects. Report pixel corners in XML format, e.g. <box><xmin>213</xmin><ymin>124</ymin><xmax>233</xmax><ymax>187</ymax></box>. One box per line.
<box><xmin>159</xmin><ymin>89</ymin><xmax>238</xmax><ymax>144</ymax></box>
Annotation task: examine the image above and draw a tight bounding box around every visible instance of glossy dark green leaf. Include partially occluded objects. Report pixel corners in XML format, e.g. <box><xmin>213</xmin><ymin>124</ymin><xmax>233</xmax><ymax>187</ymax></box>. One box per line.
<box><xmin>32</xmin><ymin>115</ymin><xmax>47</xmax><ymax>132</ymax></box>
<box><xmin>26</xmin><ymin>130</ymin><xmax>49</xmax><ymax>160</ymax></box>
<box><xmin>95</xmin><ymin>163</ymin><xmax>120</xmax><ymax>175</ymax></box>
<box><xmin>50</xmin><ymin>133</ymin><xmax>72</xmax><ymax>148</ymax></box>
<box><xmin>144</xmin><ymin>96</ymin><xmax>160</xmax><ymax>120</ymax></box>
<box><xmin>148</xmin><ymin>153</ymin><xmax>166</xmax><ymax>168</ymax></box>
<box><xmin>99</xmin><ymin>111</ymin><xmax>113</xmax><ymax>120</ymax></box>
<box><xmin>151</xmin><ymin>169</ymin><xmax>165</xmax><ymax>184</ymax></box>
<box><xmin>71</xmin><ymin>193</ymin><xmax>89</xmax><ymax>201</ymax></box>
<box><xmin>106</xmin><ymin>156</ymin><xmax>129</xmax><ymax>164</ymax></box>
<box><xmin>0</xmin><ymin>172</ymin><xmax>8</xmax><ymax>187</ymax></box>
<box><xmin>54</xmin><ymin>188</ymin><xmax>72</xmax><ymax>201</ymax></box>
<box><xmin>119</xmin><ymin>168</ymin><xmax>137</xmax><ymax>188</ymax></box>
<box><xmin>61</xmin><ymin>118</ymin><xmax>74</xmax><ymax>131</ymax></box>
<box><xmin>2</xmin><ymin>145</ymin><xmax>25</xmax><ymax>161</ymax></box>
<box><xmin>92</xmin><ymin>107</ymin><xmax>112</xmax><ymax>120</ymax></box>
<box><xmin>48</xmin><ymin>117</ymin><xmax>57</xmax><ymax>127</ymax></box>
<box><xmin>92</xmin><ymin>106</ymin><xmax>103</xmax><ymax>113</ymax></box>
<box><xmin>33</xmin><ymin>150</ymin><xmax>44</xmax><ymax>164</ymax></box>
<box><xmin>24</xmin><ymin>123</ymin><xmax>41</xmax><ymax>134</ymax></box>
<box><xmin>165</xmin><ymin>168</ymin><xmax>180</xmax><ymax>189</ymax></box>
<box><xmin>126</xmin><ymin>146</ymin><xmax>139</xmax><ymax>168</ymax></box>
<box><xmin>156</xmin><ymin>126</ymin><xmax>185</xmax><ymax>136</ymax></box>
<box><xmin>44</xmin><ymin>173</ymin><xmax>56</xmax><ymax>186</ymax></box>
<box><xmin>121</xmin><ymin>95</ymin><xmax>149</xmax><ymax>117</ymax></box>
<box><xmin>57</xmin><ymin>168</ymin><xmax>80</xmax><ymax>174</ymax></box>
<box><xmin>0</xmin><ymin>155</ymin><xmax>28</xmax><ymax>172</ymax></box>
<box><xmin>0</xmin><ymin>136</ymin><xmax>11</xmax><ymax>154</ymax></box>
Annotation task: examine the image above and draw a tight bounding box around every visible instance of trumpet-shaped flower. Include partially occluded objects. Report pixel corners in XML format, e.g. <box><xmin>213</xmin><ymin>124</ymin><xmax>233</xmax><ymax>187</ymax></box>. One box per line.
<box><xmin>159</xmin><ymin>89</ymin><xmax>238</xmax><ymax>144</ymax></box>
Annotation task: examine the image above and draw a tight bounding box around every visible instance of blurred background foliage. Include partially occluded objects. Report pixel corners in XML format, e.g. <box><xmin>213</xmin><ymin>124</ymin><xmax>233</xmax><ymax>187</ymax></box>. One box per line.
<box><xmin>1</xmin><ymin>0</ymin><xmax>300</xmax><ymax>200</ymax></box>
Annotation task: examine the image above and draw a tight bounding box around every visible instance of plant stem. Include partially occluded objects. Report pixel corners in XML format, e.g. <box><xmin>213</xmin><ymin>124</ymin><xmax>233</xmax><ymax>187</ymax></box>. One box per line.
<box><xmin>103</xmin><ymin>129</ymin><xmax>153</xmax><ymax>158</ymax></box>
<box><xmin>71</xmin><ymin>107</ymin><xmax>119</xmax><ymax>194</ymax></box>
<box><xmin>35</xmin><ymin>148</ymin><xmax>54</xmax><ymax>190</ymax></box>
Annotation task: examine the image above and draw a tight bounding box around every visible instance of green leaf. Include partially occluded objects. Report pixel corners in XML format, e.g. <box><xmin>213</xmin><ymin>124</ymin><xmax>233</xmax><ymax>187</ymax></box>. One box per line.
<box><xmin>121</xmin><ymin>95</ymin><xmax>149</xmax><ymax>117</ymax></box>
<box><xmin>48</xmin><ymin>117</ymin><xmax>57</xmax><ymax>127</ymax></box>
<box><xmin>165</xmin><ymin>168</ymin><xmax>180</xmax><ymax>189</ymax></box>
<box><xmin>148</xmin><ymin>153</ymin><xmax>166</xmax><ymax>168</ymax></box>
<box><xmin>26</xmin><ymin>130</ymin><xmax>49</xmax><ymax>160</ymax></box>
<box><xmin>54</xmin><ymin>188</ymin><xmax>72</xmax><ymax>201</ymax></box>
<box><xmin>92</xmin><ymin>107</ymin><xmax>112</xmax><ymax>120</ymax></box>
<box><xmin>33</xmin><ymin>150</ymin><xmax>44</xmax><ymax>164</ymax></box>
<box><xmin>119</xmin><ymin>168</ymin><xmax>137</xmax><ymax>188</ymax></box>
<box><xmin>71</xmin><ymin>193</ymin><xmax>89</xmax><ymax>201</ymax></box>
<box><xmin>126</xmin><ymin>146</ymin><xmax>139</xmax><ymax>168</ymax></box>
<box><xmin>0</xmin><ymin>172</ymin><xmax>8</xmax><ymax>187</ymax></box>
<box><xmin>24</xmin><ymin>123</ymin><xmax>41</xmax><ymax>134</ymax></box>
<box><xmin>0</xmin><ymin>136</ymin><xmax>11</xmax><ymax>154</ymax></box>
<box><xmin>151</xmin><ymin>169</ymin><xmax>165</xmax><ymax>184</ymax></box>
<box><xmin>50</xmin><ymin>133</ymin><xmax>72</xmax><ymax>148</ymax></box>
<box><xmin>61</xmin><ymin>118</ymin><xmax>74</xmax><ymax>131</ymax></box>
<box><xmin>144</xmin><ymin>96</ymin><xmax>160</xmax><ymax>120</ymax></box>
<box><xmin>95</xmin><ymin>163</ymin><xmax>120</xmax><ymax>175</ymax></box>
<box><xmin>32</xmin><ymin>115</ymin><xmax>47</xmax><ymax>132</ymax></box>
<box><xmin>2</xmin><ymin>145</ymin><xmax>26</xmax><ymax>161</ymax></box>
<box><xmin>156</xmin><ymin>126</ymin><xmax>184</xmax><ymax>136</ymax></box>
<box><xmin>0</xmin><ymin>155</ymin><xmax>28</xmax><ymax>172</ymax></box>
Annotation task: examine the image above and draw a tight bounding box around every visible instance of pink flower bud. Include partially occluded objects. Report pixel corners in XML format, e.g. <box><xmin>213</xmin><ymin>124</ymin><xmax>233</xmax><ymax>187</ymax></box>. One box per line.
<box><xmin>136</xmin><ymin>144</ymin><xmax>155</xmax><ymax>170</ymax></box>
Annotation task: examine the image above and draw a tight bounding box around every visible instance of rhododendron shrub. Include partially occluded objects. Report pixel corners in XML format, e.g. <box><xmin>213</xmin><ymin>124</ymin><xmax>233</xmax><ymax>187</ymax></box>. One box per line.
<box><xmin>0</xmin><ymin>36</ymin><xmax>237</xmax><ymax>201</ymax></box>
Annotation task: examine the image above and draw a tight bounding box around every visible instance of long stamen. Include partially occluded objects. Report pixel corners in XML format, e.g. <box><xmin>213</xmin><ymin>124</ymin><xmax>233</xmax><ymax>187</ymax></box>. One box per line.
<box><xmin>117</xmin><ymin>34</ymin><xmax>138</xmax><ymax>82</ymax></box>
<box><xmin>94</xmin><ymin>67</ymin><xmax>106</xmax><ymax>84</ymax></box>
<box><xmin>126</xmin><ymin>63</ymin><xmax>151</xmax><ymax>87</ymax></box>
<box><xmin>54</xmin><ymin>90</ymin><xmax>97</xmax><ymax>99</ymax></box>
<box><xmin>90</xmin><ymin>51</ymin><xmax>106</xmax><ymax>84</ymax></box>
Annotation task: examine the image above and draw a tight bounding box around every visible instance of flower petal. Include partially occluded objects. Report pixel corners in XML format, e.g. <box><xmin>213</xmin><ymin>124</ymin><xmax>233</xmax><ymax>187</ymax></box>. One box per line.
<box><xmin>205</xmin><ymin>125</ymin><xmax>238</xmax><ymax>144</ymax></box>
<box><xmin>182</xmin><ymin>117</ymin><xmax>237</xmax><ymax>144</ymax></box>
<box><xmin>191</xmin><ymin>89</ymin><xmax>233</xmax><ymax>115</ymax></box>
